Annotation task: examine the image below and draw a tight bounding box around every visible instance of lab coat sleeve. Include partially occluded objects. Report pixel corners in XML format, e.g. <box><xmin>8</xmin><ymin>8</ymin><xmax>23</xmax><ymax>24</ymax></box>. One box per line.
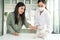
<box><xmin>46</xmin><ymin>12</ymin><xmax>53</xmax><ymax>33</ymax></box>
<box><xmin>7</xmin><ymin>13</ymin><xmax>15</xmax><ymax>34</ymax></box>
<box><xmin>34</xmin><ymin>11</ymin><xmax>39</xmax><ymax>26</ymax></box>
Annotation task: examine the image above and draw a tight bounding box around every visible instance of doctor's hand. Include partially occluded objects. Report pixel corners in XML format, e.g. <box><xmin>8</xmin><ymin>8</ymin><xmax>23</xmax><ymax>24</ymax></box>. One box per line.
<box><xmin>45</xmin><ymin>29</ymin><xmax>50</xmax><ymax>33</ymax></box>
<box><xmin>13</xmin><ymin>32</ymin><xmax>19</xmax><ymax>36</ymax></box>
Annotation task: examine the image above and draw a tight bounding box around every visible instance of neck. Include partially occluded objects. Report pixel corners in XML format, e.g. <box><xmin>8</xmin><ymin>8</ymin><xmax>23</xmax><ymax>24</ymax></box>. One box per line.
<box><xmin>40</xmin><ymin>10</ymin><xmax>44</xmax><ymax>15</ymax></box>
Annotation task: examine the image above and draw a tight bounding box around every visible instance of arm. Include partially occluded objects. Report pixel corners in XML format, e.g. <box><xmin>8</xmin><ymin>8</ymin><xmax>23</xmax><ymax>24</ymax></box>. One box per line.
<box><xmin>46</xmin><ymin>12</ymin><xmax>53</xmax><ymax>33</ymax></box>
<box><xmin>24</xmin><ymin>19</ymin><xmax>37</xmax><ymax>30</ymax></box>
<box><xmin>7</xmin><ymin>13</ymin><xmax>15</xmax><ymax>34</ymax></box>
<box><xmin>34</xmin><ymin>10</ymin><xmax>39</xmax><ymax>27</ymax></box>
<box><xmin>7</xmin><ymin>13</ymin><xmax>19</xmax><ymax>36</ymax></box>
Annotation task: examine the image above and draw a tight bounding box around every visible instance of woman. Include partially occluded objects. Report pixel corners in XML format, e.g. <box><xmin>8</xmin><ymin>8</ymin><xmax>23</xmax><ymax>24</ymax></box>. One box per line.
<box><xmin>7</xmin><ymin>2</ymin><xmax>37</xmax><ymax>36</ymax></box>
<box><xmin>34</xmin><ymin>0</ymin><xmax>53</xmax><ymax>39</ymax></box>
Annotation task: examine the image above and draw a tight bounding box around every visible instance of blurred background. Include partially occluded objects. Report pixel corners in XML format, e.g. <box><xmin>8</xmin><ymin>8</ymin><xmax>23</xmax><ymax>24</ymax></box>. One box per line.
<box><xmin>3</xmin><ymin>0</ymin><xmax>60</xmax><ymax>35</ymax></box>
<box><xmin>0</xmin><ymin>0</ymin><xmax>3</xmax><ymax>36</ymax></box>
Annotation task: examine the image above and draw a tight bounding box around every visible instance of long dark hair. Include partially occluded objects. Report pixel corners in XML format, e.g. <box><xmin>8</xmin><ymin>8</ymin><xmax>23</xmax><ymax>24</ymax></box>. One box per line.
<box><xmin>37</xmin><ymin>0</ymin><xmax>47</xmax><ymax>9</ymax></box>
<box><xmin>14</xmin><ymin>2</ymin><xmax>26</xmax><ymax>25</ymax></box>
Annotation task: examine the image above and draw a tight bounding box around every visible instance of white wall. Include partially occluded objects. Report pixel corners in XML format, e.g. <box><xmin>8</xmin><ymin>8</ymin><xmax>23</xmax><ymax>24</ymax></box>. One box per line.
<box><xmin>47</xmin><ymin>0</ymin><xmax>60</xmax><ymax>34</ymax></box>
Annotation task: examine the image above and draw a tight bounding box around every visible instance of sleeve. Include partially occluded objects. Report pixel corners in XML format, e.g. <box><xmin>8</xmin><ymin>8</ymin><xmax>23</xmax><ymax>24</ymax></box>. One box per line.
<box><xmin>34</xmin><ymin>10</ymin><xmax>39</xmax><ymax>26</ymax></box>
<box><xmin>7</xmin><ymin>13</ymin><xmax>15</xmax><ymax>34</ymax></box>
<box><xmin>46</xmin><ymin>12</ymin><xmax>53</xmax><ymax>33</ymax></box>
<box><xmin>24</xmin><ymin>19</ymin><xmax>30</xmax><ymax>28</ymax></box>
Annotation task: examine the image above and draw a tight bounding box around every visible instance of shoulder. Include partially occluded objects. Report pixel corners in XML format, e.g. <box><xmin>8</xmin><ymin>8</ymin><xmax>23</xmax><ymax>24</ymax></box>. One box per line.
<box><xmin>35</xmin><ymin>9</ymin><xmax>40</xmax><ymax>15</ymax></box>
<box><xmin>43</xmin><ymin>9</ymin><xmax>51</xmax><ymax>18</ymax></box>
<box><xmin>44</xmin><ymin>9</ymin><xmax>49</xmax><ymax>13</ymax></box>
<box><xmin>44</xmin><ymin>9</ymin><xmax>50</xmax><ymax>15</ymax></box>
<box><xmin>8</xmin><ymin>12</ymin><xmax>14</xmax><ymax>17</ymax></box>
<box><xmin>35</xmin><ymin>9</ymin><xmax>39</xmax><ymax>12</ymax></box>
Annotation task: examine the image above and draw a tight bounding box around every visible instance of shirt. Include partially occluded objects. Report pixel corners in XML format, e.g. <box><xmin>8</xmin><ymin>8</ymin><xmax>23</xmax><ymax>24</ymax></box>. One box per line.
<box><xmin>7</xmin><ymin>12</ymin><xmax>29</xmax><ymax>34</ymax></box>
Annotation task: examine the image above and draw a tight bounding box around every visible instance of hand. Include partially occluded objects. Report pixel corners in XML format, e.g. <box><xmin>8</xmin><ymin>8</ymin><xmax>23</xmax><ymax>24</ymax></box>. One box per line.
<box><xmin>13</xmin><ymin>32</ymin><xmax>19</xmax><ymax>36</ymax></box>
<box><xmin>45</xmin><ymin>30</ymin><xmax>49</xmax><ymax>33</ymax></box>
<box><xmin>33</xmin><ymin>26</ymin><xmax>38</xmax><ymax>30</ymax></box>
<box><xmin>29</xmin><ymin>25</ymin><xmax>38</xmax><ymax>31</ymax></box>
<box><xmin>39</xmin><ymin>32</ymin><xmax>46</xmax><ymax>38</ymax></box>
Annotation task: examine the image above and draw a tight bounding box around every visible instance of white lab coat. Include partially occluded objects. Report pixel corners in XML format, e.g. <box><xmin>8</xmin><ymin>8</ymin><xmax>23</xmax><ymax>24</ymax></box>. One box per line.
<box><xmin>34</xmin><ymin>9</ymin><xmax>53</xmax><ymax>34</ymax></box>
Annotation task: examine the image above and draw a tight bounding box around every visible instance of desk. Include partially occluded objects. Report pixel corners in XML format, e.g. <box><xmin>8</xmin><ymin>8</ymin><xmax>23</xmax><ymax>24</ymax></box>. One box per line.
<box><xmin>0</xmin><ymin>33</ymin><xmax>60</xmax><ymax>40</ymax></box>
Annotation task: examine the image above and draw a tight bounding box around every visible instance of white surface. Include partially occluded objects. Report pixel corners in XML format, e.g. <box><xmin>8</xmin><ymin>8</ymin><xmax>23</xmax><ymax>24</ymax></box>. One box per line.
<box><xmin>0</xmin><ymin>33</ymin><xmax>60</xmax><ymax>40</ymax></box>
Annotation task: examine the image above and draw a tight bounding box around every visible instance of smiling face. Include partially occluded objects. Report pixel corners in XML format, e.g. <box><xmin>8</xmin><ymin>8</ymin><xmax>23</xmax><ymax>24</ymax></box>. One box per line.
<box><xmin>18</xmin><ymin>6</ymin><xmax>25</xmax><ymax>15</ymax></box>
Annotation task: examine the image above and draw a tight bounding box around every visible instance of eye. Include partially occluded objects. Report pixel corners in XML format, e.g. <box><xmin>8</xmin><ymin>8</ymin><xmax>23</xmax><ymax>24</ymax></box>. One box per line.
<box><xmin>38</xmin><ymin>5</ymin><xmax>44</xmax><ymax>7</ymax></box>
<box><xmin>21</xmin><ymin>7</ymin><xmax>25</xmax><ymax>10</ymax></box>
<box><xmin>21</xmin><ymin>8</ymin><xmax>23</xmax><ymax>9</ymax></box>
<box><xmin>40</xmin><ymin>5</ymin><xmax>43</xmax><ymax>7</ymax></box>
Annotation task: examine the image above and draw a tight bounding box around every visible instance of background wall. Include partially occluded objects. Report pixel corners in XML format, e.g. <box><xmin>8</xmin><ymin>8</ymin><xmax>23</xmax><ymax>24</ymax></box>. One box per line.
<box><xmin>58</xmin><ymin>0</ymin><xmax>60</xmax><ymax>33</ymax></box>
<box><xmin>0</xmin><ymin>0</ymin><xmax>3</xmax><ymax>36</ymax></box>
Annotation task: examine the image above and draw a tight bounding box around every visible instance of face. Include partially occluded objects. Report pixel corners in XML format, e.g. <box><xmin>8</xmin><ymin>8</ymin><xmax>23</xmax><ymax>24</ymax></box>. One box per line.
<box><xmin>38</xmin><ymin>2</ymin><xmax>45</xmax><ymax>8</ymax></box>
<box><xmin>38</xmin><ymin>2</ymin><xmax>46</xmax><ymax>11</ymax></box>
<box><xmin>18</xmin><ymin>6</ymin><xmax>25</xmax><ymax>14</ymax></box>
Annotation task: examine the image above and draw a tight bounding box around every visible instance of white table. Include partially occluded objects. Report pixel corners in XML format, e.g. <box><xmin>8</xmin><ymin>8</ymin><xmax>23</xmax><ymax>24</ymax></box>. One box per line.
<box><xmin>0</xmin><ymin>33</ymin><xmax>60</xmax><ymax>40</ymax></box>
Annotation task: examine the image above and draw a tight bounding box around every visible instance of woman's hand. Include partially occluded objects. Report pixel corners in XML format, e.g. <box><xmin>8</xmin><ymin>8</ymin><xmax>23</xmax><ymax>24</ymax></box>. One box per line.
<box><xmin>29</xmin><ymin>24</ymin><xmax>38</xmax><ymax>30</ymax></box>
<box><xmin>32</xmin><ymin>26</ymin><xmax>38</xmax><ymax>30</ymax></box>
<box><xmin>13</xmin><ymin>32</ymin><xmax>19</xmax><ymax>36</ymax></box>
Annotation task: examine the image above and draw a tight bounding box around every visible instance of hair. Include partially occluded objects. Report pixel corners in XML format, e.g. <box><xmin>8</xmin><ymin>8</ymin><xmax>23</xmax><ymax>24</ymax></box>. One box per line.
<box><xmin>37</xmin><ymin>0</ymin><xmax>47</xmax><ymax>9</ymax></box>
<box><xmin>37</xmin><ymin>0</ymin><xmax>46</xmax><ymax>4</ymax></box>
<box><xmin>14</xmin><ymin>2</ymin><xmax>26</xmax><ymax>25</ymax></box>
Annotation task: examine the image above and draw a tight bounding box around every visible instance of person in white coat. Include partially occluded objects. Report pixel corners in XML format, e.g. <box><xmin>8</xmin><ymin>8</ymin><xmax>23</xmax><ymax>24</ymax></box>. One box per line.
<box><xmin>34</xmin><ymin>0</ymin><xmax>53</xmax><ymax>39</ymax></box>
